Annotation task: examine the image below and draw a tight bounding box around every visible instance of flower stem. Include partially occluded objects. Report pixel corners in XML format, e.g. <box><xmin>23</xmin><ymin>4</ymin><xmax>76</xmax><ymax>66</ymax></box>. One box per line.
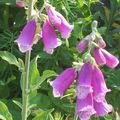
<box><xmin>22</xmin><ymin>0</ymin><xmax>34</xmax><ymax>120</ymax></box>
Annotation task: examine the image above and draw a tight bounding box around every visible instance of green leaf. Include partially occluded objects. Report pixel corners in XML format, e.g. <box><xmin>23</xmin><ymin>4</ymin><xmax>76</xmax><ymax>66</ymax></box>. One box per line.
<box><xmin>0</xmin><ymin>101</ymin><xmax>13</xmax><ymax>120</ymax></box>
<box><xmin>29</xmin><ymin>56</ymin><xmax>40</xmax><ymax>90</ymax></box>
<box><xmin>31</xmin><ymin>69</ymin><xmax>58</xmax><ymax>91</ymax></box>
<box><xmin>12</xmin><ymin>100</ymin><xmax>22</xmax><ymax>109</ymax></box>
<box><xmin>29</xmin><ymin>93</ymin><xmax>53</xmax><ymax>110</ymax></box>
<box><xmin>0</xmin><ymin>51</ymin><xmax>19</xmax><ymax>67</ymax></box>
<box><xmin>32</xmin><ymin>109</ymin><xmax>54</xmax><ymax>120</ymax></box>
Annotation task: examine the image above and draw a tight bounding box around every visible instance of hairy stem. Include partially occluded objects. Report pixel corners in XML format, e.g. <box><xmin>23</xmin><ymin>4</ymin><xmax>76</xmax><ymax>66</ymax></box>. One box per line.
<box><xmin>22</xmin><ymin>0</ymin><xmax>33</xmax><ymax>120</ymax></box>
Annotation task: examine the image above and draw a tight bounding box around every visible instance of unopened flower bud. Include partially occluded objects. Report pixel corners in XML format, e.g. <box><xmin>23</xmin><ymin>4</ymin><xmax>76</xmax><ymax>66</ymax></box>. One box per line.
<box><xmin>98</xmin><ymin>38</ymin><xmax>106</xmax><ymax>48</ymax></box>
<box><xmin>16</xmin><ymin>0</ymin><xmax>25</xmax><ymax>7</ymax></box>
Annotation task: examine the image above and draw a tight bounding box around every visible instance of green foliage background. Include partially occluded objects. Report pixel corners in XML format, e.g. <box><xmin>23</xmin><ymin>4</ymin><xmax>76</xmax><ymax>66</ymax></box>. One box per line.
<box><xmin>0</xmin><ymin>0</ymin><xmax>120</xmax><ymax>120</ymax></box>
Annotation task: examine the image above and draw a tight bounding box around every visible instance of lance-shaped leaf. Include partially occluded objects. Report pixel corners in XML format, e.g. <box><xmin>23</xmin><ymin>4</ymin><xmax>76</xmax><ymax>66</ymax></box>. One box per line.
<box><xmin>0</xmin><ymin>101</ymin><xmax>13</xmax><ymax>120</ymax></box>
<box><xmin>0</xmin><ymin>51</ymin><xmax>19</xmax><ymax>67</ymax></box>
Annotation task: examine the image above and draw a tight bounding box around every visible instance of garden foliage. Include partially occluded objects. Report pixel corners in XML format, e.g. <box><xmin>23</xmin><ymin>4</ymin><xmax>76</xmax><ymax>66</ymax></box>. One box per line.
<box><xmin>0</xmin><ymin>0</ymin><xmax>120</xmax><ymax>120</ymax></box>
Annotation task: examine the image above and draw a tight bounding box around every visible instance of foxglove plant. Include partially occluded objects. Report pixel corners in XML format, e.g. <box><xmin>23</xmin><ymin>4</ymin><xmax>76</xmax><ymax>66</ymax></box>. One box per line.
<box><xmin>15</xmin><ymin>1</ymin><xmax>73</xmax><ymax>120</ymax></box>
<box><xmin>50</xmin><ymin>20</ymin><xmax>119</xmax><ymax>120</ymax></box>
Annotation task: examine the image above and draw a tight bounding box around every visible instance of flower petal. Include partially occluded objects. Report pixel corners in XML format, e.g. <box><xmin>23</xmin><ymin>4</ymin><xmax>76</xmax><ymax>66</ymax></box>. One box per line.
<box><xmin>94</xmin><ymin>100</ymin><xmax>112</xmax><ymax>116</ymax></box>
<box><xmin>47</xmin><ymin>6</ymin><xmax>74</xmax><ymax>39</ymax></box>
<box><xmin>76</xmin><ymin>94</ymin><xmax>96</xmax><ymax>120</ymax></box>
<box><xmin>93</xmin><ymin>48</ymin><xmax>106</xmax><ymax>66</ymax></box>
<box><xmin>50</xmin><ymin>68</ymin><xmax>76</xmax><ymax>97</ymax></box>
<box><xmin>76</xmin><ymin>62</ymin><xmax>93</xmax><ymax>99</ymax></box>
<box><xmin>101</xmin><ymin>49</ymin><xmax>119</xmax><ymax>68</ymax></box>
<box><xmin>92</xmin><ymin>65</ymin><xmax>110</xmax><ymax>102</ymax></box>
<box><xmin>42</xmin><ymin>19</ymin><xmax>61</xmax><ymax>54</ymax></box>
<box><xmin>16</xmin><ymin>19</ymin><xmax>36</xmax><ymax>52</ymax></box>
<box><xmin>97</xmin><ymin>38</ymin><xmax>106</xmax><ymax>48</ymax></box>
<box><xmin>77</xmin><ymin>39</ymin><xmax>89</xmax><ymax>53</ymax></box>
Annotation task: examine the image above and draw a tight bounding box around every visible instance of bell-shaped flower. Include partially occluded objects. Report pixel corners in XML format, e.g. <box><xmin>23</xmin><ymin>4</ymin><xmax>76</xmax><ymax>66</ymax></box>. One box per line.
<box><xmin>93</xmin><ymin>48</ymin><xmax>106</xmax><ymax>66</ymax></box>
<box><xmin>50</xmin><ymin>67</ymin><xmax>76</xmax><ymax>97</ymax></box>
<box><xmin>76</xmin><ymin>93</ymin><xmax>96</xmax><ymax>120</ymax></box>
<box><xmin>94</xmin><ymin>100</ymin><xmax>112</xmax><ymax>116</ymax></box>
<box><xmin>97</xmin><ymin>38</ymin><xmax>106</xmax><ymax>48</ymax></box>
<box><xmin>92</xmin><ymin>65</ymin><xmax>110</xmax><ymax>102</ymax></box>
<box><xmin>42</xmin><ymin>19</ymin><xmax>61</xmax><ymax>54</ymax></box>
<box><xmin>77</xmin><ymin>39</ymin><xmax>89</xmax><ymax>53</ymax></box>
<box><xmin>101</xmin><ymin>49</ymin><xmax>119</xmax><ymax>68</ymax></box>
<box><xmin>16</xmin><ymin>19</ymin><xmax>36</xmax><ymax>52</ymax></box>
<box><xmin>76</xmin><ymin>62</ymin><xmax>93</xmax><ymax>99</ymax></box>
<box><xmin>47</xmin><ymin>6</ymin><xmax>74</xmax><ymax>39</ymax></box>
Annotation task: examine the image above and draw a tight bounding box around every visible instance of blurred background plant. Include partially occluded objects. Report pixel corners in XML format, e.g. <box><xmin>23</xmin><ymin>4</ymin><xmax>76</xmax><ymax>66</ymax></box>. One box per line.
<box><xmin>0</xmin><ymin>0</ymin><xmax>120</xmax><ymax>120</ymax></box>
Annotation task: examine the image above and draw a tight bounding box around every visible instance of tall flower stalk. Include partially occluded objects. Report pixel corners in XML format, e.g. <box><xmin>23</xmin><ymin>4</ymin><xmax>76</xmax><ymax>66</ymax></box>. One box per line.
<box><xmin>22</xmin><ymin>0</ymin><xmax>34</xmax><ymax>120</ymax></box>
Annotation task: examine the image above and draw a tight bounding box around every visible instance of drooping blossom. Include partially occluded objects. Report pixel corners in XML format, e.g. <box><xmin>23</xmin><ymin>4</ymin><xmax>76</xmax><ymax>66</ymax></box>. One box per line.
<box><xmin>47</xmin><ymin>6</ymin><xmax>74</xmax><ymax>39</ymax></box>
<box><xmin>94</xmin><ymin>48</ymin><xmax>119</xmax><ymax>68</ymax></box>
<box><xmin>101</xmin><ymin>49</ymin><xmax>119</xmax><ymax>68</ymax></box>
<box><xmin>77</xmin><ymin>39</ymin><xmax>89</xmax><ymax>53</ymax></box>
<box><xmin>76</xmin><ymin>93</ymin><xmax>96</xmax><ymax>120</ymax></box>
<box><xmin>97</xmin><ymin>38</ymin><xmax>106</xmax><ymax>48</ymax></box>
<box><xmin>50</xmin><ymin>67</ymin><xmax>76</xmax><ymax>97</ymax></box>
<box><xmin>42</xmin><ymin>19</ymin><xmax>61</xmax><ymax>54</ymax></box>
<box><xmin>16</xmin><ymin>19</ymin><xmax>36</xmax><ymax>52</ymax></box>
<box><xmin>77</xmin><ymin>32</ymin><xmax>95</xmax><ymax>53</ymax></box>
<box><xmin>94</xmin><ymin>100</ymin><xmax>112</xmax><ymax>116</ymax></box>
<box><xmin>76</xmin><ymin>62</ymin><xmax>93</xmax><ymax>99</ymax></box>
<box><xmin>93</xmin><ymin>48</ymin><xmax>106</xmax><ymax>66</ymax></box>
<box><xmin>92</xmin><ymin>65</ymin><xmax>110</xmax><ymax>102</ymax></box>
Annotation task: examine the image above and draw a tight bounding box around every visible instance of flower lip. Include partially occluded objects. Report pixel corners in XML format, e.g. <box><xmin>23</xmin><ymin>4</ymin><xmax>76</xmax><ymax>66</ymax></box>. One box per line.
<box><xmin>76</xmin><ymin>85</ymin><xmax>93</xmax><ymax>99</ymax></box>
<box><xmin>94</xmin><ymin>101</ymin><xmax>112</xmax><ymax>116</ymax></box>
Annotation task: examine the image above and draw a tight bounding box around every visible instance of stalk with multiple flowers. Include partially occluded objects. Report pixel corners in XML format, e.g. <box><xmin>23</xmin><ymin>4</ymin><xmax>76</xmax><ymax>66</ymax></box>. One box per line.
<box><xmin>15</xmin><ymin>1</ymin><xmax>119</xmax><ymax>120</ymax></box>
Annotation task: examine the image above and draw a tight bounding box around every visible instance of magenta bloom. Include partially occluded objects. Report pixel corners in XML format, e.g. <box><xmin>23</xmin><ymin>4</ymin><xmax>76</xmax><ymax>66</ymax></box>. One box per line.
<box><xmin>76</xmin><ymin>94</ymin><xmax>96</xmax><ymax>120</ymax></box>
<box><xmin>94</xmin><ymin>100</ymin><xmax>112</xmax><ymax>116</ymax></box>
<box><xmin>50</xmin><ymin>67</ymin><xmax>76</xmax><ymax>97</ymax></box>
<box><xmin>101</xmin><ymin>49</ymin><xmax>119</xmax><ymax>68</ymax></box>
<box><xmin>94</xmin><ymin>48</ymin><xmax>119</xmax><ymax>68</ymax></box>
<box><xmin>77</xmin><ymin>39</ymin><xmax>89</xmax><ymax>53</ymax></box>
<box><xmin>98</xmin><ymin>38</ymin><xmax>106</xmax><ymax>48</ymax></box>
<box><xmin>92</xmin><ymin>65</ymin><xmax>110</xmax><ymax>102</ymax></box>
<box><xmin>16</xmin><ymin>19</ymin><xmax>36</xmax><ymax>52</ymax></box>
<box><xmin>93</xmin><ymin>48</ymin><xmax>106</xmax><ymax>66</ymax></box>
<box><xmin>76</xmin><ymin>62</ymin><xmax>93</xmax><ymax>99</ymax></box>
<box><xmin>42</xmin><ymin>19</ymin><xmax>61</xmax><ymax>54</ymax></box>
<box><xmin>47</xmin><ymin>6</ymin><xmax>74</xmax><ymax>39</ymax></box>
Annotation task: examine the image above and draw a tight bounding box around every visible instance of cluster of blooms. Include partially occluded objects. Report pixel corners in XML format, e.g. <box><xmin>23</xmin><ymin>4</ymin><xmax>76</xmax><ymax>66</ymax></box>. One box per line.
<box><xmin>16</xmin><ymin>3</ymin><xmax>73</xmax><ymax>54</ymax></box>
<box><xmin>50</xmin><ymin>23</ymin><xmax>119</xmax><ymax>120</ymax></box>
<box><xmin>16</xmin><ymin>1</ymin><xmax>119</xmax><ymax>119</ymax></box>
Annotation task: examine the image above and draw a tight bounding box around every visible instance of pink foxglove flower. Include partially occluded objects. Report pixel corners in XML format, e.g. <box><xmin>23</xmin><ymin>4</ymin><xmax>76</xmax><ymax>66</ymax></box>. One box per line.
<box><xmin>16</xmin><ymin>19</ymin><xmax>36</xmax><ymax>52</ymax></box>
<box><xmin>50</xmin><ymin>68</ymin><xmax>76</xmax><ymax>97</ymax></box>
<box><xmin>93</xmin><ymin>48</ymin><xmax>106</xmax><ymax>66</ymax></box>
<box><xmin>47</xmin><ymin>6</ymin><xmax>74</xmax><ymax>39</ymax></box>
<box><xmin>94</xmin><ymin>100</ymin><xmax>112</xmax><ymax>116</ymax></box>
<box><xmin>98</xmin><ymin>38</ymin><xmax>106</xmax><ymax>48</ymax></box>
<box><xmin>77</xmin><ymin>39</ymin><xmax>89</xmax><ymax>53</ymax></box>
<box><xmin>94</xmin><ymin>48</ymin><xmax>119</xmax><ymax>68</ymax></box>
<box><xmin>76</xmin><ymin>62</ymin><xmax>93</xmax><ymax>99</ymax></box>
<box><xmin>42</xmin><ymin>19</ymin><xmax>61</xmax><ymax>54</ymax></box>
<box><xmin>76</xmin><ymin>94</ymin><xmax>96</xmax><ymax>120</ymax></box>
<box><xmin>92</xmin><ymin>65</ymin><xmax>110</xmax><ymax>102</ymax></box>
<box><xmin>101</xmin><ymin>49</ymin><xmax>119</xmax><ymax>68</ymax></box>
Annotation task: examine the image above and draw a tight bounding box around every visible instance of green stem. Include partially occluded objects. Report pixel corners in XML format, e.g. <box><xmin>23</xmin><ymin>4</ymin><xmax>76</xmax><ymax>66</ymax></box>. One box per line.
<box><xmin>22</xmin><ymin>0</ymin><xmax>34</xmax><ymax>120</ymax></box>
